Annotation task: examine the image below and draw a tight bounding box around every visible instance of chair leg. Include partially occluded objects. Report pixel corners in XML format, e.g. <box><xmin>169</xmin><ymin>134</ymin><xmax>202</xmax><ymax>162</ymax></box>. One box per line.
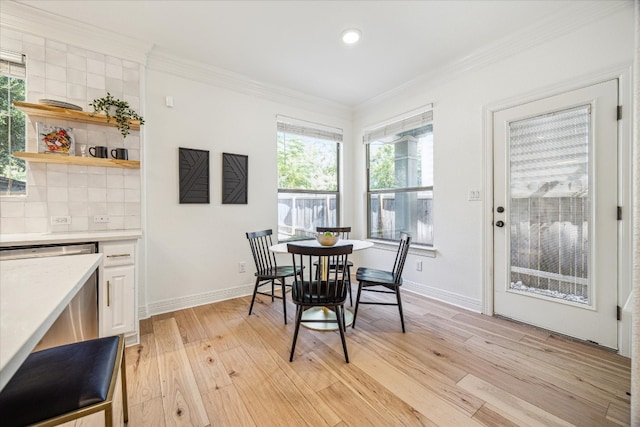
<box><xmin>396</xmin><ymin>286</ymin><xmax>406</xmax><ymax>333</ymax></box>
<box><xmin>104</xmin><ymin>403</ymin><xmax>113</xmax><ymax>427</ymax></box>
<box><xmin>279</xmin><ymin>278</ymin><xmax>287</xmax><ymax>325</ymax></box>
<box><xmin>352</xmin><ymin>282</ymin><xmax>364</xmax><ymax>329</ymax></box>
<box><xmin>271</xmin><ymin>279</ymin><xmax>275</xmax><ymax>302</ymax></box>
<box><xmin>289</xmin><ymin>305</ymin><xmax>304</xmax><ymax>362</ymax></box>
<box><xmin>121</xmin><ymin>342</ymin><xmax>129</xmax><ymax>423</ymax></box>
<box><xmin>347</xmin><ymin>267</ymin><xmax>353</xmax><ymax>307</ymax></box>
<box><xmin>335</xmin><ymin>305</ymin><xmax>349</xmax><ymax>363</ymax></box>
<box><xmin>248</xmin><ymin>277</ymin><xmax>260</xmax><ymax>316</ymax></box>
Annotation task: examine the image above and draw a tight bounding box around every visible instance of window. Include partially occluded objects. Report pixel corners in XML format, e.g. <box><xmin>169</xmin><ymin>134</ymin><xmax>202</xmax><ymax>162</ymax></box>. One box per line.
<box><xmin>365</xmin><ymin>107</ymin><xmax>433</xmax><ymax>245</ymax></box>
<box><xmin>277</xmin><ymin>116</ymin><xmax>341</xmax><ymax>241</ymax></box>
<box><xmin>0</xmin><ymin>50</ymin><xmax>26</xmax><ymax>196</ymax></box>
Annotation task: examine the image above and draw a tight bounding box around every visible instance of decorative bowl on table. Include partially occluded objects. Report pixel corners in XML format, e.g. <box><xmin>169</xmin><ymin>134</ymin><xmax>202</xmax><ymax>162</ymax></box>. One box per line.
<box><xmin>316</xmin><ymin>232</ymin><xmax>339</xmax><ymax>246</ymax></box>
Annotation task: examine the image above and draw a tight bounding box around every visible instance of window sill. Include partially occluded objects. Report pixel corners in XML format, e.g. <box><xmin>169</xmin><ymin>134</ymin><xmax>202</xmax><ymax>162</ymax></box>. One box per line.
<box><xmin>367</xmin><ymin>239</ymin><xmax>437</xmax><ymax>258</ymax></box>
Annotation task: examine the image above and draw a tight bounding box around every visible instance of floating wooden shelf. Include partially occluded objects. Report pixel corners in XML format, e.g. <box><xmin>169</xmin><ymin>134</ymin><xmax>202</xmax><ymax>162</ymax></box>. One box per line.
<box><xmin>13</xmin><ymin>101</ymin><xmax>141</xmax><ymax>130</ymax></box>
<box><xmin>14</xmin><ymin>152</ymin><xmax>140</xmax><ymax>169</ymax></box>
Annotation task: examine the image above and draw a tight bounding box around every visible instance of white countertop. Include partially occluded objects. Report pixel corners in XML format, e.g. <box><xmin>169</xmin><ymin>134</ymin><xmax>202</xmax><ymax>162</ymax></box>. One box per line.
<box><xmin>0</xmin><ymin>229</ymin><xmax>142</xmax><ymax>247</ymax></box>
<box><xmin>0</xmin><ymin>253</ymin><xmax>103</xmax><ymax>391</ymax></box>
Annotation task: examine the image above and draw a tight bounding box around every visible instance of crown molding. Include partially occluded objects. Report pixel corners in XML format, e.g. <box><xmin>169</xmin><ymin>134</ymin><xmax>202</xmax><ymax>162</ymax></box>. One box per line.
<box><xmin>146</xmin><ymin>48</ymin><xmax>352</xmax><ymax>118</ymax></box>
<box><xmin>0</xmin><ymin>1</ymin><xmax>153</xmax><ymax>64</ymax></box>
<box><xmin>356</xmin><ymin>0</ymin><xmax>632</xmax><ymax>112</ymax></box>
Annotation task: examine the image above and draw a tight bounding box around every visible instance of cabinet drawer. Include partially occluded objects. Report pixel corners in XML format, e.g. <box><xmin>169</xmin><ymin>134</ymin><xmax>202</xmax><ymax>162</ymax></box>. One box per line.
<box><xmin>101</xmin><ymin>241</ymin><xmax>135</xmax><ymax>267</ymax></box>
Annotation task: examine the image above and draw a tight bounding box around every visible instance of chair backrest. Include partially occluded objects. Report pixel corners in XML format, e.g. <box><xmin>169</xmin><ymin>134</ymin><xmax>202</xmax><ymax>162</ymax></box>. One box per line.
<box><xmin>287</xmin><ymin>243</ymin><xmax>353</xmax><ymax>304</ymax></box>
<box><xmin>316</xmin><ymin>226</ymin><xmax>351</xmax><ymax>239</ymax></box>
<box><xmin>246</xmin><ymin>229</ymin><xmax>278</xmax><ymax>273</ymax></box>
<box><xmin>391</xmin><ymin>232</ymin><xmax>411</xmax><ymax>283</ymax></box>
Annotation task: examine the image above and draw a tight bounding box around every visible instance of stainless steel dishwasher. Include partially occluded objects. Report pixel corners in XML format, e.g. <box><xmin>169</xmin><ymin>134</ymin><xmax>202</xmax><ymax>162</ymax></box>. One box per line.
<box><xmin>0</xmin><ymin>242</ymin><xmax>99</xmax><ymax>351</ymax></box>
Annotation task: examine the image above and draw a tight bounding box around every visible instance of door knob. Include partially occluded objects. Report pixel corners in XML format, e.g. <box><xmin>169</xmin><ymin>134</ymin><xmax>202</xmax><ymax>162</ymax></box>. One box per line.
<box><xmin>495</xmin><ymin>220</ymin><xmax>505</xmax><ymax>228</ymax></box>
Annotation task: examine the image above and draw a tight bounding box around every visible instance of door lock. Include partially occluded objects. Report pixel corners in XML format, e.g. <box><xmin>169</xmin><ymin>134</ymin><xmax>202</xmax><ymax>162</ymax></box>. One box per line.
<box><xmin>497</xmin><ymin>206</ymin><xmax>505</xmax><ymax>213</ymax></box>
<box><xmin>495</xmin><ymin>220</ymin><xmax>505</xmax><ymax>228</ymax></box>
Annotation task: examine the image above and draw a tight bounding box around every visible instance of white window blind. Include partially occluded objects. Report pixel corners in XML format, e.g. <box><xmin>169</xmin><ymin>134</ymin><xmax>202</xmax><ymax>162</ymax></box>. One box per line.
<box><xmin>0</xmin><ymin>50</ymin><xmax>26</xmax><ymax>79</ymax></box>
<box><xmin>276</xmin><ymin>115</ymin><xmax>342</xmax><ymax>142</ymax></box>
<box><xmin>509</xmin><ymin>105</ymin><xmax>590</xmax><ymax>197</ymax></box>
<box><xmin>363</xmin><ymin>107</ymin><xmax>433</xmax><ymax>144</ymax></box>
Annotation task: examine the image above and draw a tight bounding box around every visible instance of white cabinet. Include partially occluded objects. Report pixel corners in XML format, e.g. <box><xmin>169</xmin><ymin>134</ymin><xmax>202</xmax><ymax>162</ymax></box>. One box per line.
<box><xmin>99</xmin><ymin>240</ymin><xmax>137</xmax><ymax>343</ymax></box>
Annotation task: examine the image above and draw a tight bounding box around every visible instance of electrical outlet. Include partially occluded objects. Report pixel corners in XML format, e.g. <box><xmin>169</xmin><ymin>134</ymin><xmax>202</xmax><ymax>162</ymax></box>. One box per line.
<box><xmin>50</xmin><ymin>216</ymin><xmax>71</xmax><ymax>225</ymax></box>
<box><xmin>93</xmin><ymin>215</ymin><xmax>110</xmax><ymax>223</ymax></box>
<box><xmin>416</xmin><ymin>260</ymin><xmax>422</xmax><ymax>271</ymax></box>
<box><xmin>239</xmin><ymin>261</ymin><xmax>246</xmax><ymax>273</ymax></box>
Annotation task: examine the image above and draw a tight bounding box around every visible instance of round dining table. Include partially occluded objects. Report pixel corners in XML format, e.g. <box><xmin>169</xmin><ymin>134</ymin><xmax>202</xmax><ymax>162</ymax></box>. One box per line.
<box><xmin>269</xmin><ymin>238</ymin><xmax>374</xmax><ymax>331</ymax></box>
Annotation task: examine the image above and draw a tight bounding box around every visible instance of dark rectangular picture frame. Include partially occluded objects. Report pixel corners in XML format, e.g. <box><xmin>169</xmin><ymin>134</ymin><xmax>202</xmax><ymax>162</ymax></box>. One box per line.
<box><xmin>222</xmin><ymin>153</ymin><xmax>248</xmax><ymax>204</ymax></box>
<box><xmin>179</xmin><ymin>147</ymin><xmax>210</xmax><ymax>204</ymax></box>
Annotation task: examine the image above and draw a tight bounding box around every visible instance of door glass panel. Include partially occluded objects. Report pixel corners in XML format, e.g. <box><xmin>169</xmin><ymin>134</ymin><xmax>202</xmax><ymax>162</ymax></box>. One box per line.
<box><xmin>508</xmin><ymin>105</ymin><xmax>591</xmax><ymax>305</ymax></box>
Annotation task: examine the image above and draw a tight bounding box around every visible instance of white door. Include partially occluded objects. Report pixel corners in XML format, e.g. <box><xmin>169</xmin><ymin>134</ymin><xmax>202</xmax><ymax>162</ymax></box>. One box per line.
<box><xmin>493</xmin><ymin>80</ymin><xmax>618</xmax><ymax>349</ymax></box>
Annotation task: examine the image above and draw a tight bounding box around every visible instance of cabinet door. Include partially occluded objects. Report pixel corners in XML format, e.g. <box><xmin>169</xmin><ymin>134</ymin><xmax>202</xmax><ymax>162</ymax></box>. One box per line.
<box><xmin>101</xmin><ymin>265</ymin><xmax>135</xmax><ymax>336</ymax></box>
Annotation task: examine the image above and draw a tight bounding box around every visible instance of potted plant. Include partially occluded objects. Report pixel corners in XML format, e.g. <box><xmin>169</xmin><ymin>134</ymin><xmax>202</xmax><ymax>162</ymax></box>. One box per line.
<box><xmin>89</xmin><ymin>92</ymin><xmax>145</xmax><ymax>138</ymax></box>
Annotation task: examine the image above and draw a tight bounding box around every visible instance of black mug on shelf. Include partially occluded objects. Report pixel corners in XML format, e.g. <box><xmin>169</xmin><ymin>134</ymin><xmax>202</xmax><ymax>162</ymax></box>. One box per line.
<box><xmin>89</xmin><ymin>146</ymin><xmax>108</xmax><ymax>158</ymax></box>
<box><xmin>111</xmin><ymin>148</ymin><xmax>128</xmax><ymax>160</ymax></box>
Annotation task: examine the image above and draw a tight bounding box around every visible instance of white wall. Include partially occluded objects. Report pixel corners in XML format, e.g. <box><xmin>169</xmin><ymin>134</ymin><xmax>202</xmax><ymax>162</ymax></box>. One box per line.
<box><xmin>142</xmin><ymin>64</ymin><xmax>352</xmax><ymax>315</ymax></box>
<box><xmin>352</xmin><ymin>7</ymin><xmax>635</xmax><ymax>313</ymax></box>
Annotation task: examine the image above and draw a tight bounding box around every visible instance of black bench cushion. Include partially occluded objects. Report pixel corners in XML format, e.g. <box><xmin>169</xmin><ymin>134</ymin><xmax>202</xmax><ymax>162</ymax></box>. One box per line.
<box><xmin>0</xmin><ymin>335</ymin><xmax>119</xmax><ymax>427</ymax></box>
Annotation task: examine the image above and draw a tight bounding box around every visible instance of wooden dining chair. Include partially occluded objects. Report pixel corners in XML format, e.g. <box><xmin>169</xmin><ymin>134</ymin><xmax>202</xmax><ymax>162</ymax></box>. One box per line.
<box><xmin>246</xmin><ymin>229</ymin><xmax>301</xmax><ymax>324</ymax></box>
<box><xmin>316</xmin><ymin>226</ymin><xmax>355</xmax><ymax>306</ymax></box>
<box><xmin>287</xmin><ymin>243</ymin><xmax>353</xmax><ymax>362</ymax></box>
<box><xmin>352</xmin><ymin>232</ymin><xmax>411</xmax><ymax>332</ymax></box>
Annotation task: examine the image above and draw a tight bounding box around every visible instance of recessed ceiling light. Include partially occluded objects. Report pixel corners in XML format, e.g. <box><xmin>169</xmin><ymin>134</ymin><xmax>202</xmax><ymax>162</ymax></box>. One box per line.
<box><xmin>341</xmin><ymin>29</ymin><xmax>361</xmax><ymax>45</ymax></box>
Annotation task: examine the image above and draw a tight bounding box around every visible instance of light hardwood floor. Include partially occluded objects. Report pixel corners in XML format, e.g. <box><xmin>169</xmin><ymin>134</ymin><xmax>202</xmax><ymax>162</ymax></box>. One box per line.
<box><xmin>123</xmin><ymin>288</ymin><xmax>631</xmax><ymax>426</ymax></box>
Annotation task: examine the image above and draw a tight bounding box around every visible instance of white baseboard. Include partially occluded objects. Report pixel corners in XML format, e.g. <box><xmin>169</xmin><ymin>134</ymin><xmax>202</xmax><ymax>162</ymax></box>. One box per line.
<box><xmin>138</xmin><ymin>280</ymin><xmax>482</xmax><ymax>320</ymax></box>
<box><xmin>402</xmin><ymin>279</ymin><xmax>482</xmax><ymax>313</ymax></box>
<box><xmin>140</xmin><ymin>284</ymin><xmax>254</xmax><ymax>318</ymax></box>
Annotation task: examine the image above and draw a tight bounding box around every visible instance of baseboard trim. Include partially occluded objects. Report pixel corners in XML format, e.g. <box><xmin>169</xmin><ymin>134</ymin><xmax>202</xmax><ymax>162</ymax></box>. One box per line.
<box><xmin>402</xmin><ymin>279</ymin><xmax>482</xmax><ymax>313</ymax></box>
<box><xmin>141</xmin><ymin>284</ymin><xmax>254</xmax><ymax>318</ymax></box>
<box><xmin>139</xmin><ymin>280</ymin><xmax>481</xmax><ymax>319</ymax></box>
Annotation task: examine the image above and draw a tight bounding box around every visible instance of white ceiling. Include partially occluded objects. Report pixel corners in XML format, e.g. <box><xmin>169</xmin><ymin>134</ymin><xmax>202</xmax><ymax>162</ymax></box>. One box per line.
<box><xmin>13</xmin><ymin>0</ymin><xmax>616</xmax><ymax>107</ymax></box>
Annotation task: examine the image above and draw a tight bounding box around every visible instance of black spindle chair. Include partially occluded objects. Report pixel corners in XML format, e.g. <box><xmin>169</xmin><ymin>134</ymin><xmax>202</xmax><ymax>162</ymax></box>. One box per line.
<box><xmin>288</xmin><ymin>243</ymin><xmax>353</xmax><ymax>362</ymax></box>
<box><xmin>316</xmin><ymin>226</ymin><xmax>355</xmax><ymax>306</ymax></box>
<box><xmin>246</xmin><ymin>229</ymin><xmax>301</xmax><ymax>324</ymax></box>
<box><xmin>352</xmin><ymin>232</ymin><xmax>411</xmax><ymax>332</ymax></box>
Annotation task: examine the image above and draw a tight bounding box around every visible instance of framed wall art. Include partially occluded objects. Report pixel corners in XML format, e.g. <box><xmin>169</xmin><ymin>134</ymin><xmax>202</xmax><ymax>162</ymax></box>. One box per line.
<box><xmin>222</xmin><ymin>152</ymin><xmax>248</xmax><ymax>204</ymax></box>
<box><xmin>36</xmin><ymin>122</ymin><xmax>75</xmax><ymax>155</ymax></box>
<box><xmin>179</xmin><ymin>147</ymin><xmax>210</xmax><ymax>204</ymax></box>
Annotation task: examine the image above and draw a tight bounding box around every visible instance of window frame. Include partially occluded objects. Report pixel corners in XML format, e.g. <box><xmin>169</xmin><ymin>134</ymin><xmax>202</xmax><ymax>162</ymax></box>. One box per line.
<box><xmin>276</xmin><ymin>117</ymin><xmax>342</xmax><ymax>242</ymax></box>
<box><xmin>0</xmin><ymin>50</ymin><xmax>27</xmax><ymax>197</ymax></box>
<box><xmin>364</xmin><ymin>106</ymin><xmax>434</xmax><ymax>246</ymax></box>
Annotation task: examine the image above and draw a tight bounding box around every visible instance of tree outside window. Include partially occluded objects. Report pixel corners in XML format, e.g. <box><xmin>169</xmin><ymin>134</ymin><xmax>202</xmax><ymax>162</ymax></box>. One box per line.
<box><xmin>277</xmin><ymin>120</ymin><xmax>341</xmax><ymax>241</ymax></box>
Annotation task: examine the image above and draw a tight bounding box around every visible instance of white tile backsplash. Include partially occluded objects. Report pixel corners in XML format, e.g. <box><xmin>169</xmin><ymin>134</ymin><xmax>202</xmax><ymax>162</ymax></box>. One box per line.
<box><xmin>25</xmin><ymin>202</ymin><xmax>47</xmax><ymax>217</ymax></box>
<box><xmin>29</xmin><ymin>59</ymin><xmax>46</xmax><ymax>77</ymax></box>
<box><xmin>88</xmin><ymin>173</ymin><xmax>106</xmax><ymax>188</ymax></box>
<box><xmin>107</xmin><ymin>175</ymin><xmax>124</xmax><ymax>188</ymax></box>
<box><xmin>87</xmin><ymin>72</ymin><xmax>106</xmax><ymax>90</ymax></box>
<box><xmin>46</xmin><ymin>47</ymin><xmax>67</xmax><ymax>67</ymax></box>
<box><xmin>108</xmin><ymin>202</ymin><xmax>125</xmax><ymax>216</ymax></box>
<box><xmin>46</xmin><ymin>171</ymin><xmax>68</xmax><ymax>187</ymax></box>
<box><xmin>24</xmin><ymin>217</ymin><xmax>47</xmax><ymax>233</ymax></box>
<box><xmin>45</xmin><ymin>63</ymin><xmax>66</xmax><ymax>81</ymax></box>
<box><xmin>0</xmin><ymin>35</ymin><xmax>142</xmax><ymax>235</ymax></box>
<box><xmin>46</xmin><ymin>78</ymin><xmax>67</xmax><ymax>97</ymax></box>
<box><xmin>1</xmin><ymin>217</ymin><xmax>26</xmax><ymax>234</ymax></box>
<box><xmin>47</xmin><ymin>187</ymin><xmax>68</xmax><ymax>202</ymax></box>
<box><xmin>88</xmin><ymin>188</ymin><xmax>107</xmax><ymax>203</ymax></box>
<box><xmin>1</xmin><ymin>201</ymin><xmax>25</xmax><ymax>218</ymax></box>
<box><xmin>68</xmin><ymin>187</ymin><xmax>88</xmax><ymax>202</ymax></box>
